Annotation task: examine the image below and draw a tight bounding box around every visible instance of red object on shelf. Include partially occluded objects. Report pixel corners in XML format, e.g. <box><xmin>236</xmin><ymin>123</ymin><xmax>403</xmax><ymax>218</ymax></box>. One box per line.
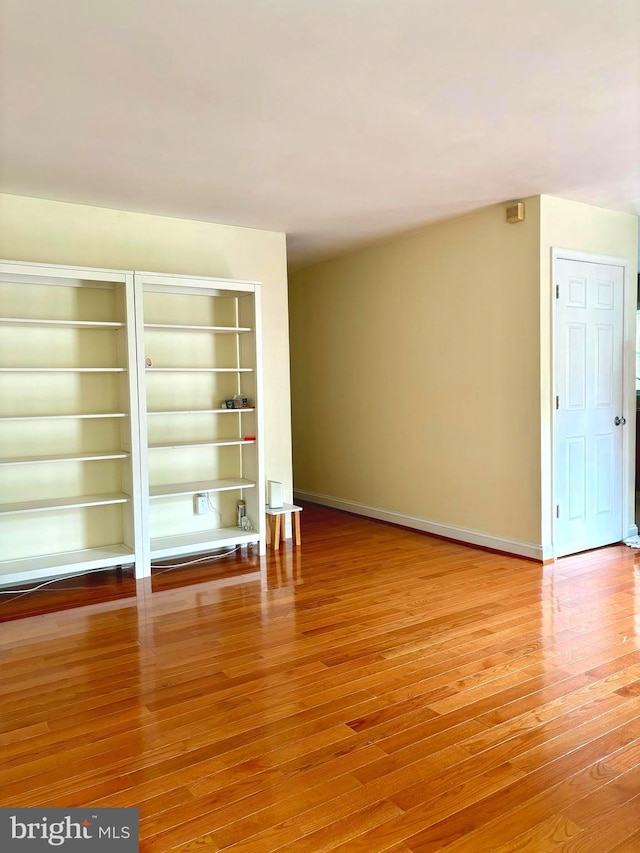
<box><xmin>243</xmin><ymin>436</ymin><xmax>255</xmax><ymax>441</ymax></box>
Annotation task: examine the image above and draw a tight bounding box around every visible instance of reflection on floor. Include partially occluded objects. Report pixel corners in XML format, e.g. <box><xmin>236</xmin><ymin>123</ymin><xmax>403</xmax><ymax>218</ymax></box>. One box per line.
<box><xmin>2</xmin><ymin>504</ymin><xmax>640</xmax><ymax>851</ymax></box>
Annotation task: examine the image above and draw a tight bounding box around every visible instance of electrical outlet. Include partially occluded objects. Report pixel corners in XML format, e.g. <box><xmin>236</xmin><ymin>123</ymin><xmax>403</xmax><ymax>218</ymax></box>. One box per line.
<box><xmin>194</xmin><ymin>493</ymin><xmax>208</xmax><ymax>515</ymax></box>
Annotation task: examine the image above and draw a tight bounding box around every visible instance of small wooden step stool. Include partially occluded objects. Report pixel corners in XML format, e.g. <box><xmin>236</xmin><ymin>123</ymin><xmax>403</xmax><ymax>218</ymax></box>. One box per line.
<box><xmin>265</xmin><ymin>503</ymin><xmax>303</xmax><ymax>549</ymax></box>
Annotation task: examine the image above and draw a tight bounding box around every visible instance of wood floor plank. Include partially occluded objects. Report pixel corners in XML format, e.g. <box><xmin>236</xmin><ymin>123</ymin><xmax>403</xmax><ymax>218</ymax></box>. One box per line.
<box><xmin>280</xmin><ymin>800</ymin><xmax>405</xmax><ymax>853</ymax></box>
<box><xmin>553</xmin><ymin>793</ymin><xmax>640</xmax><ymax>852</ymax></box>
<box><xmin>326</xmin><ymin>763</ymin><xmax>527</xmax><ymax>852</ymax></box>
<box><xmin>455</xmin><ymin>692</ymin><xmax>630</xmax><ymax>762</ymax></box>
<box><xmin>491</xmin><ymin>813</ymin><xmax>583</xmax><ymax>853</ymax></box>
<box><xmin>510</xmin><ymin>704</ymin><xmax>640</xmax><ymax>774</ymax></box>
<box><xmin>608</xmin><ymin>831</ymin><xmax>640</xmax><ymax>853</ymax></box>
<box><xmin>406</xmin><ymin>751</ymin><xmax>626</xmax><ymax>853</ymax></box>
<box><xmin>1</xmin><ymin>503</ymin><xmax>640</xmax><ymax>851</ymax></box>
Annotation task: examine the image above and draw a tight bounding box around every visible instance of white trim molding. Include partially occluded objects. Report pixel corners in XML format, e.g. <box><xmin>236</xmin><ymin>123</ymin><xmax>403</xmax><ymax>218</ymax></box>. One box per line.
<box><xmin>551</xmin><ymin>248</ymin><xmax>631</xmax><ymax>268</ymax></box>
<box><xmin>294</xmin><ymin>489</ymin><xmax>546</xmax><ymax>561</ymax></box>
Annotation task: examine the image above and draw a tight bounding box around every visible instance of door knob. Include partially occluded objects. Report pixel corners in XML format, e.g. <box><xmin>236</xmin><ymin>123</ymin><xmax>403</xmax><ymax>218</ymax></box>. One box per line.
<box><xmin>614</xmin><ymin>416</ymin><xmax>626</xmax><ymax>426</ymax></box>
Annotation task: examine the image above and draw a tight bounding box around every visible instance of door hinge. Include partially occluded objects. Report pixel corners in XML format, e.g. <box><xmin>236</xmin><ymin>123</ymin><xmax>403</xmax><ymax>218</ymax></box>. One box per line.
<box><xmin>556</xmin><ymin>283</ymin><xmax>559</xmax><ymax>299</ymax></box>
<box><xmin>556</xmin><ymin>505</ymin><xmax>560</xmax><ymax>519</ymax></box>
<box><xmin>556</xmin><ymin>395</ymin><xmax>559</xmax><ymax>410</ymax></box>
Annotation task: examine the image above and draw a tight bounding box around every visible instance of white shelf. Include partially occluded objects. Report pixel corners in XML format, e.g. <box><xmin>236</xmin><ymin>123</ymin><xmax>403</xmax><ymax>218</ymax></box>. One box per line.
<box><xmin>0</xmin><ymin>262</ymin><xmax>267</xmax><ymax>584</ymax></box>
<box><xmin>148</xmin><ymin>439</ymin><xmax>255</xmax><ymax>450</ymax></box>
<box><xmin>145</xmin><ymin>367</ymin><xmax>252</xmax><ymax>373</ymax></box>
<box><xmin>134</xmin><ymin>270</ymin><xmax>265</xmax><ymax>575</ymax></box>
<box><xmin>0</xmin><ymin>492</ymin><xmax>130</xmax><ymax>515</ymax></box>
<box><xmin>0</xmin><ymin>412</ymin><xmax>127</xmax><ymax>421</ymax></box>
<box><xmin>0</xmin><ymin>451</ymin><xmax>129</xmax><ymax>466</ymax></box>
<box><xmin>144</xmin><ymin>323</ymin><xmax>252</xmax><ymax>333</ymax></box>
<box><xmin>0</xmin><ymin>545</ymin><xmax>135</xmax><ymax>586</ymax></box>
<box><xmin>0</xmin><ymin>367</ymin><xmax>126</xmax><ymax>373</ymax></box>
<box><xmin>147</xmin><ymin>408</ymin><xmax>254</xmax><ymax>416</ymax></box>
<box><xmin>151</xmin><ymin>528</ymin><xmax>259</xmax><ymax>560</ymax></box>
<box><xmin>0</xmin><ymin>317</ymin><xmax>124</xmax><ymax>329</ymax></box>
<box><xmin>149</xmin><ymin>478</ymin><xmax>255</xmax><ymax>499</ymax></box>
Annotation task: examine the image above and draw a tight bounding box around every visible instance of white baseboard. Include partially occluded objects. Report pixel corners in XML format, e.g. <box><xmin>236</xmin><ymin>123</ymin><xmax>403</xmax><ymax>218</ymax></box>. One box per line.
<box><xmin>294</xmin><ymin>489</ymin><xmax>546</xmax><ymax>561</ymax></box>
<box><xmin>626</xmin><ymin>524</ymin><xmax>638</xmax><ymax>539</ymax></box>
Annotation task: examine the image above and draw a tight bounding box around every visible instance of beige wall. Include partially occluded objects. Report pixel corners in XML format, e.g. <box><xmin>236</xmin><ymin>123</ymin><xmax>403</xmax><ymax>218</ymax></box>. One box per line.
<box><xmin>290</xmin><ymin>198</ymin><xmax>543</xmax><ymax>550</ymax></box>
<box><xmin>539</xmin><ymin>195</ymin><xmax>639</xmax><ymax>550</ymax></box>
<box><xmin>0</xmin><ymin>193</ymin><xmax>293</xmax><ymax>499</ymax></box>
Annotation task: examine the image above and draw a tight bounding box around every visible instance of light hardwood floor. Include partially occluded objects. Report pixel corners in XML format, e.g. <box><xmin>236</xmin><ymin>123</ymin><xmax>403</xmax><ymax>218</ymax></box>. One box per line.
<box><xmin>1</xmin><ymin>503</ymin><xmax>640</xmax><ymax>852</ymax></box>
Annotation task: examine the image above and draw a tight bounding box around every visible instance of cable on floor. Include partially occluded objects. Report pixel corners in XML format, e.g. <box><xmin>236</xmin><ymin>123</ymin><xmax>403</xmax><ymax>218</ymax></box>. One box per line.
<box><xmin>151</xmin><ymin>545</ymin><xmax>242</xmax><ymax>573</ymax></box>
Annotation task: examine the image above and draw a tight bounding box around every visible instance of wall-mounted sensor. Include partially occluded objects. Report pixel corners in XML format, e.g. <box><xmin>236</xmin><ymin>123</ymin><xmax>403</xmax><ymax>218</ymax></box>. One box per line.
<box><xmin>506</xmin><ymin>202</ymin><xmax>525</xmax><ymax>223</ymax></box>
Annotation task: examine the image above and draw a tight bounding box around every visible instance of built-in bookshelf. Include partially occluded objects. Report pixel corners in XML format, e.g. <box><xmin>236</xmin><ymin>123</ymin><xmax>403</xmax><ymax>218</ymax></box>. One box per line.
<box><xmin>134</xmin><ymin>272</ymin><xmax>265</xmax><ymax>574</ymax></box>
<box><xmin>0</xmin><ymin>261</ymin><xmax>141</xmax><ymax>586</ymax></box>
<box><xmin>0</xmin><ymin>262</ymin><xmax>265</xmax><ymax>587</ymax></box>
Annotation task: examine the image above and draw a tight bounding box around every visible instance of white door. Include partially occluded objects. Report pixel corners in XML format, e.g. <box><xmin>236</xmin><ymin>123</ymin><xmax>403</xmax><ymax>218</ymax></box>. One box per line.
<box><xmin>554</xmin><ymin>256</ymin><xmax>625</xmax><ymax>557</ymax></box>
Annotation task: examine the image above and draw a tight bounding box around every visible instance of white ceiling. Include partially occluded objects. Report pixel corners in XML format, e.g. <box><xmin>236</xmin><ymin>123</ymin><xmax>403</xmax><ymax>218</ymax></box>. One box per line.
<box><xmin>1</xmin><ymin>0</ymin><xmax>638</xmax><ymax>268</ymax></box>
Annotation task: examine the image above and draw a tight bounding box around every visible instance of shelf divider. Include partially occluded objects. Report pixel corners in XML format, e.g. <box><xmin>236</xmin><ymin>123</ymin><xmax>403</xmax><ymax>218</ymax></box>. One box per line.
<box><xmin>0</xmin><ymin>493</ymin><xmax>130</xmax><ymax>515</ymax></box>
<box><xmin>148</xmin><ymin>439</ymin><xmax>255</xmax><ymax>450</ymax></box>
<box><xmin>0</xmin><ymin>412</ymin><xmax>127</xmax><ymax>421</ymax></box>
<box><xmin>0</xmin><ymin>451</ymin><xmax>129</xmax><ymax>466</ymax></box>
<box><xmin>147</xmin><ymin>408</ymin><xmax>254</xmax><ymax>416</ymax></box>
<box><xmin>0</xmin><ymin>545</ymin><xmax>135</xmax><ymax>586</ymax></box>
<box><xmin>144</xmin><ymin>323</ymin><xmax>252</xmax><ymax>333</ymax></box>
<box><xmin>149</xmin><ymin>479</ymin><xmax>254</xmax><ymax>499</ymax></box>
<box><xmin>0</xmin><ymin>317</ymin><xmax>124</xmax><ymax>328</ymax></box>
<box><xmin>151</xmin><ymin>529</ymin><xmax>259</xmax><ymax>560</ymax></box>
<box><xmin>145</xmin><ymin>367</ymin><xmax>252</xmax><ymax>373</ymax></box>
<box><xmin>0</xmin><ymin>367</ymin><xmax>126</xmax><ymax>373</ymax></box>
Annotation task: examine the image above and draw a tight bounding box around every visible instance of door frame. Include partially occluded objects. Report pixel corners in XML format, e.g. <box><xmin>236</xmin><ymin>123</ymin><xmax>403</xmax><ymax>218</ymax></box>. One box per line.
<box><xmin>550</xmin><ymin>247</ymin><xmax>634</xmax><ymax>559</ymax></box>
